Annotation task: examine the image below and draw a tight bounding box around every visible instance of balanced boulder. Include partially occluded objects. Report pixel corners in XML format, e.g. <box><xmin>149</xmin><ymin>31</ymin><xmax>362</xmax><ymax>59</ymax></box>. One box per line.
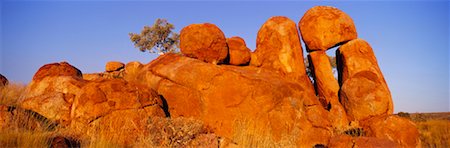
<box><xmin>106</xmin><ymin>61</ymin><xmax>125</xmax><ymax>72</ymax></box>
<box><xmin>337</xmin><ymin>39</ymin><xmax>393</xmax><ymax>121</ymax></box>
<box><xmin>0</xmin><ymin>73</ymin><xmax>8</xmax><ymax>86</ymax></box>
<box><xmin>226</xmin><ymin>37</ymin><xmax>251</xmax><ymax>65</ymax></box>
<box><xmin>299</xmin><ymin>6</ymin><xmax>357</xmax><ymax>51</ymax></box>
<box><xmin>180</xmin><ymin>23</ymin><xmax>228</xmax><ymax>64</ymax></box>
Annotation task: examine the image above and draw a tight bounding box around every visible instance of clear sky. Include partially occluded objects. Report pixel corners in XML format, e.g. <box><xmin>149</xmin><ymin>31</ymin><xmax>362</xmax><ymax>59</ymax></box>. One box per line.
<box><xmin>1</xmin><ymin>0</ymin><xmax>448</xmax><ymax>113</ymax></box>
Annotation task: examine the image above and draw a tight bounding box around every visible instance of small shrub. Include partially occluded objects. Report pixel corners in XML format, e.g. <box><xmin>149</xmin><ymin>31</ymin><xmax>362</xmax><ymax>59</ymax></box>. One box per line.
<box><xmin>344</xmin><ymin>128</ymin><xmax>365</xmax><ymax>137</ymax></box>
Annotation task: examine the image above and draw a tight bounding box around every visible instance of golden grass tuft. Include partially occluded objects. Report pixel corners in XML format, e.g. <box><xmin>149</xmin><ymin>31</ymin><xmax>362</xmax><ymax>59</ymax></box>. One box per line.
<box><xmin>0</xmin><ymin>83</ymin><xmax>26</xmax><ymax>106</ymax></box>
<box><xmin>416</xmin><ymin>119</ymin><xmax>450</xmax><ymax>147</ymax></box>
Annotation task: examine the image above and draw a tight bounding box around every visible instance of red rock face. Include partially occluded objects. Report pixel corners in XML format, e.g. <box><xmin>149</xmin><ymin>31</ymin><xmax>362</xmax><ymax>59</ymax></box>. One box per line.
<box><xmin>337</xmin><ymin>39</ymin><xmax>393</xmax><ymax>121</ymax></box>
<box><xmin>0</xmin><ymin>73</ymin><xmax>8</xmax><ymax>86</ymax></box>
<box><xmin>226</xmin><ymin>37</ymin><xmax>251</xmax><ymax>65</ymax></box>
<box><xmin>106</xmin><ymin>61</ymin><xmax>125</xmax><ymax>72</ymax></box>
<box><xmin>299</xmin><ymin>6</ymin><xmax>357</xmax><ymax>51</ymax></box>
<box><xmin>251</xmin><ymin>16</ymin><xmax>314</xmax><ymax>92</ymax></box>
<box><xmin>308</xmin><ymin>51</ymin><xmax>349</xmax><ymax>131</ymax></box>
<box><xmin>361</xmin><ymin>115</ymin><xmax>421</xmax><ymax>147</ymax></box>
<box><xmin>32</xmin><ymin>62</ymin><xmax>82</xmax><ymax>82</ymax></box>
<box><xmin>180</xmin><ymin>23</ymin><xmax>229</xmax><ymax>64</ymax></box>
<box><xmin>132</xmin><ymin>53</ymin><xmax>331</xmax><ymax>146</ymax></box>
<box><xmin>19</xmin><ymin>62</ymin><xmax>166</xmax><ymax>145</ymax></box>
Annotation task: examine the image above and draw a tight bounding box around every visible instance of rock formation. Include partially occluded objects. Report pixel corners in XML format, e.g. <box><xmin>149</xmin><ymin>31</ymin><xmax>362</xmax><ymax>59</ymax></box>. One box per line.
<box><xmin>131</xmin><ymin>53</ymin><xmax>332</xmax><ymax>146</ymax></box>
<box><xmin>105</xmin><ymin>61</ymin><xmax>125</xmax><ymax>72</ymax></box>
<box><xmin>14</xmin><ymin>5</ymin><xmax>419</xmax><ymax>147</ymax></box>
<box><xmin>337</xmin><ymin>39</ymin><xmax>393</xmax><ymax>121</ymax></box>
<box><xmin>226</xmin><ymin>36</ymin><xmax>251</xmax><ymax>65</ymax></box>
<box><xmin>0</xmin><ymin>74</ymin><xmax>8</xmax><ymax>86</ymax></box>
<box><xmin>308</xmin><ymin>51</ymin><xmax>349</xmax><ymax>131</ymax></box>
<box><xmin>18</xmin><ymin>62</ymin><xmax>166</xmax><ymax>145</ymax></box>
<box><xmin>250</xmin><ymin>16</ymin><xmax>314</xmax><ymax>93</ymax></box>
<box><xmin>299</xmin><ymin>6</ymin><xmax>357</xmax><ymax>51</ymax></box>
<box><xmin>180</xmin><ymin>23</ymin><xmax>229</xmax><ymax>64</ymax></box>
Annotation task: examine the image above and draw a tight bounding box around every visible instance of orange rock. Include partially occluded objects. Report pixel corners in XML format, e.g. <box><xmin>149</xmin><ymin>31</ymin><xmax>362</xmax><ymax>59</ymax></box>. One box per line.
<box><xmin>251</xmin><ymin>16</ymin><xmax>314</xmax><ymax>92</ymax></box>
<box><xmin>180</xmin><ymin>23</ymin><xmax>228</xmax><ymax>64</ymax></box>
<box><xmin>337</xmin><ymin>39</ymin><xmax>393</xmax><ymax>121</ymax></box>
<box><xmin>329</xmin><ymin>135</ymin><xmax>398</xmax><ymax>148</ymax></box>
<box><xmin>105</xmin><ymin>61</ymin><xmax>125</xmax><ymax>72</ymax></box>
<box><xmin>299</xmin><ymin>6</ymin><xmax>357</xmax><ymax>51</ymax></box>
<box><xmin>72</xmin><ymin>79</ymin><xmax>165</xmax><ymax>124</ymax></box>
<box><xmin>133</xmin><ymin>53</ymin><xmax>331</xmax><ymax>146</ymax></box>
<box><xmin>361</xmin><ymin>115</ymin><xmax>421</xmax><ymax>147</ymax></box>
<box><xmin>19</xmin><ymin>62</ymin><xmax>165</xmax><ymax>128</ymax></box>
<box><xmin>0</xmin><ymin>73</ymin><xmax>7</xmax><ymax>86</ymax></box>
<box><xmin>226</xmin><ymin>37</ymin><xmax>251</xmax><ymax>65</ymax></box>
<box><xmin>32</xmin><ymin>62</ymin><xmax>82</xmax><ymax>82</ymax></box>
<box><xmin>308</xmin><ymin>51</ymin><xmax>349</xmax><ymax>131</ymax></box>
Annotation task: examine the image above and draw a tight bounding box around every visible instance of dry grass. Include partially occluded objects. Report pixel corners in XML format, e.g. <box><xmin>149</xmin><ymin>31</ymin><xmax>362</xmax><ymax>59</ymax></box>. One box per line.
<box><xmin>416</xmin><ymin>119</ymin><xmax>450</xmax><ymax>147</ymax></box>
<box><xmin>0</xmin><ymin>82</ymin><xmax>26</xmax><ymax>106</ymax></box>
<box><xmin>231</xmin><ymin>119</ymin><xmax>297</xmax><ymax>147</ymax></box>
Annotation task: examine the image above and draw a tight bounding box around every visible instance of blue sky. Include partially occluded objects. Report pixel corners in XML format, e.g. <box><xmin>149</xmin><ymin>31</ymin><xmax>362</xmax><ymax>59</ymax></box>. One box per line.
<box><xmin>1</xmin><ymin>1</ymin><xmax>448</xmax><ymax>113</ymax></box>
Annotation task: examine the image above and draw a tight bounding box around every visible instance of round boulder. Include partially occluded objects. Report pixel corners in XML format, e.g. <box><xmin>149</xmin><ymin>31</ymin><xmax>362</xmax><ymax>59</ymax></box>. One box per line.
<box><xmin>226</xmin><ymin>37</ymin><xmax>251</xmax><ymax>65</ymax></box>
<box><xmin>0</xmin><ymin>74</ymin><xmax>8</xmax><ymax>86</ymax></box>
<box><xmin>180</xmin><ymin>23</ymin><xmax>228</xmax><ymax>64</ymax></box>
<box><xmin>105</xmin><ymin>61</ymin><xmax>125</xmax><ymax>72</ymax></box>
<box><xmin>32</xmin><ymin>62</ymin><xmax>82</xmax><ymax>81</ymax></box>
<box><xmin>299</xmin><ymin>6</ymin><xmax>357</xmax><ymax>51</ymax></box>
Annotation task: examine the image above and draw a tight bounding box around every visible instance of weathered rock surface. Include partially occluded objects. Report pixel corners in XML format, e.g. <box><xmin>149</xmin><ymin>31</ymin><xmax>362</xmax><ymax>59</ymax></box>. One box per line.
<box><xmin>337</xmin><ymin>39</ymin><xmax>393</xmax><ymax>121</ymax></box>
<box><xmin>299</xmin><ymin>6</ymin><xmax>357</xmax><ymax>51</ymax></box>
<box><xmin>0</xmin><ymin>74</ymin><xmax>8</xmax><ymax>86</ymax></box>
<box><xmin>180</xmin><ymin>23</ymin><xmax>228</xmax><ymax>64</ymax></box>
<box><xmin>32</xmin><ymin>62</ymin><xmax>82</xmax><ymax>82</ymax></box>
<box><xmin>131</xmin><ymin>53</ymin><xmax>332</xmax><ymax>146</ymax></box>
<box><xmin>361</xmin><ymin>115</ymin><xmax>421</xmax><ymax>147</ymax></box>
<box><xmin>106</xmin><ymin>61</ymin><xmax>125</xmax><ymax>72</ymax></box>
<box><xmin>250</xmin><ymin>16</ymin><xmax>314</xmax><ymax>92</ymax></box>
<box><xmin>226</xmin><ymin>37</ymin><xmax>251</xmax><ymax>65</ymax></box>
<box><xmin>18</xmin><ymin>62</ymin><xmax>166</xmax><ymax>145</ymax></box>
<box><xmin>308</xmin><ymin>51</ymin><xmax>349</xmax><ymax>131</ymax></box>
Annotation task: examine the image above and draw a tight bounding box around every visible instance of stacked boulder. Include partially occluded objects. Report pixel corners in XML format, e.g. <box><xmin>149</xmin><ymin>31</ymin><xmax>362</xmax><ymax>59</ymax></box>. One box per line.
<box><xmin>299</xmin><ymin>6</ymin><xmax>419</xmax><ymax>147</ymax></box>
<box><xmin>17</xmin><ymin>5</ymin><xmax>420</xmax><ymax>147</ymax></box>
<box><xmin>83</xmin><ymin>61</ymin><xmax>126</xmax><ymax>80</ymax></box>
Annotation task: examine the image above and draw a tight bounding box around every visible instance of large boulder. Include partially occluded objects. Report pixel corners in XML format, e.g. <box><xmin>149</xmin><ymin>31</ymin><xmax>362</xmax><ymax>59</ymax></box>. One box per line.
<box><xmin>337</xmin><ymin>39</ymin><xmax>393</xmax><ymax>121</ymax></box>
<box><xmin>105</xmin><ymin>61</ymin><xmax>125</xmax><ymax>72</ymax></box>
<box><xmin>361</xmin><ymin>115</ymin><xmax>421</xmax><ymax>147</ymax></box>
<box><xmin>32</xmin><ymin>62</ymin><xmax>82</xmax><ymax>82</ymax></box>
<box><xmin>130</xmin><ymin>53</ymin><xmax>332</xmax><ymax>147</ymax></box>
<box><xmin>18</xmin><ymin>62</ymin><xmax>166</xmax><ymax>145</ymax></box>
<box><xmin>226</xmin><ymin>36</ymin><xmax>251</xmax><ymax>65</ymax></box>
<box><xmin>250</xmin><ymin>16</ymin><xmax>314</xmax><ymax>92</ymax></box>
<box><xmin>180</xmin><ymin>23</ymin><xmax>228</xmax><ymax>64</ymax></box>
<box><xmin>308</xmin><ymin>51</ymin><xmax>349</xmax><ymax>131</ymax></box>
<box><xmin>19</xmin><ymin>62</ymin><xmax>85</xmax><ymax>124</ymax></box>
<box><xmin>299</xmin><ymin>6</ymin><xmax>357</xmax><ymax>51</ymax></box>
<box><xmin>0</xmin><ymin>73</ymin><xmax>8</xmax><ymax>86</ymax></box>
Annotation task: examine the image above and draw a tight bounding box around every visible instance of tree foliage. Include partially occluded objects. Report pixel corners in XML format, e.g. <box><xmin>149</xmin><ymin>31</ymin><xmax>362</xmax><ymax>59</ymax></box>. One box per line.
<box><xmin>129</xmin><ymin>19</ymin><xmax>180</xmax><ymax>55</ymax></box>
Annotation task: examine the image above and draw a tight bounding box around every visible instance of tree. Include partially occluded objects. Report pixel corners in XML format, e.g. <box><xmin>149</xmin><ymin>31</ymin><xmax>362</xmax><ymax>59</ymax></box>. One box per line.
<box><xmin>129</xmin><ymin>19</ymin><xmax>180</xmax><ymax>55</ymax></box>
